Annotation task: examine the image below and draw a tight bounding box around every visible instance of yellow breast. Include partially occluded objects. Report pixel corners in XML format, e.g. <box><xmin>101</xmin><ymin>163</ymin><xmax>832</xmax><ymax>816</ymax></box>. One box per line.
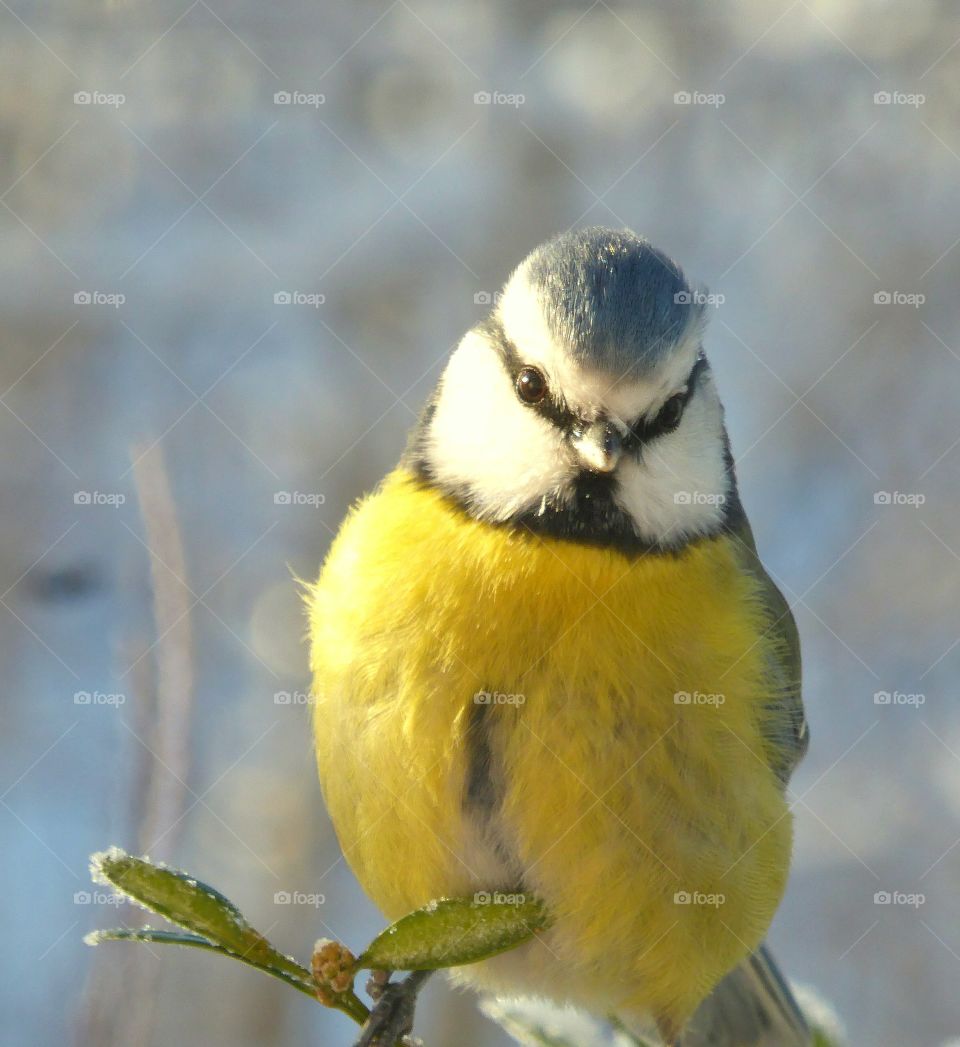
<box><xmin>308</xmin><ymin>468</ymin><xmax>792</xmax><ymax>1027</ymax></box>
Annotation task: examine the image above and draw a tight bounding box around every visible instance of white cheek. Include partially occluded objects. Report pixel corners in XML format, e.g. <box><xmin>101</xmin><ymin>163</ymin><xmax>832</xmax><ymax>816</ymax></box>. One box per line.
<box><xmin>426</xmin><ymin>332</ymin><xmax>572</xmax><ymax>520</ymax></box>
<box><xmin>614</xmin><ymin>393</ymin><xmax>730</xmax><ymax>545</ymax></box>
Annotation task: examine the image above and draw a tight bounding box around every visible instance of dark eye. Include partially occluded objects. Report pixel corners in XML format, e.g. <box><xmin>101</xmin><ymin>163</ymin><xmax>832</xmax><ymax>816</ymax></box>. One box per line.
<box><xmin>654</xmin><ymin>393</ymin><xmax>685</xmax><ymax>433</ymax></box>
<box><xmin>516</xmin><ymin>366</ymin><xmax>548</xmax><ymax>404</ymax></box>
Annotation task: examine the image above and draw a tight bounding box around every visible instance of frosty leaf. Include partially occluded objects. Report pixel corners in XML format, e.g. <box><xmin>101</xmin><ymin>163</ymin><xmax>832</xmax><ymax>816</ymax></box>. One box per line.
<box><xmin>86</xmin><ymin>927</ymin><xmax>227</xmax><ymax>950</ymax></box>
<box><xmin>89</xmin><ymin>847</ymin><xmax>305</xmax><ymax>983</ymax></box>
<box><xmin>86</xmin><ymin>927</ymin><xmax>316</xmax><ymax>998</ymax></box>
<box><xmin>87</xmin><ymin>850</ymin><xmax>371</xmax><ymax>1025</ymax></box>
<box><xmin>358</xmin><ymin>895</ymin><xmax>550</xmax><ymax>972</ymax></box>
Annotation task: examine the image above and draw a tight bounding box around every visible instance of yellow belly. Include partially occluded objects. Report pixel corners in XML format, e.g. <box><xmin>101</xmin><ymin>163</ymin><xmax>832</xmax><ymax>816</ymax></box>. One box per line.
<box><xmin>307</xmin><ymin>468</ymin><xmax>792</xmax><ymax>1027</ymax></box>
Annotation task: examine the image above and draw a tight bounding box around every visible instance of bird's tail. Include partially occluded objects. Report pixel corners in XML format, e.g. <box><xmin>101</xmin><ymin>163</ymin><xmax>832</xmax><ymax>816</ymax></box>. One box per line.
<box><xmin>679</xmin><ymin>943</ymin><xmax>811</xmax><ymax>1047</ymax></box>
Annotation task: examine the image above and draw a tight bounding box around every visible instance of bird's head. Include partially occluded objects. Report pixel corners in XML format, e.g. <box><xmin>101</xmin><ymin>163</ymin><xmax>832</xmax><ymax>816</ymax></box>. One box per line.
<box><xmin>409</xmin><ymin>227</ymin><xmax>737</xmax><ymax>553</ymax></box>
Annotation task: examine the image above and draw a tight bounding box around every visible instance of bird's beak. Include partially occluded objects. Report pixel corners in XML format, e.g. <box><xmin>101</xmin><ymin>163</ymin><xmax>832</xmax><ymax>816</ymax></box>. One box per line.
<box><xmin>571</xmin><ymin>420</ymin><xmax>622</xmax><ymax>473</ymax></box>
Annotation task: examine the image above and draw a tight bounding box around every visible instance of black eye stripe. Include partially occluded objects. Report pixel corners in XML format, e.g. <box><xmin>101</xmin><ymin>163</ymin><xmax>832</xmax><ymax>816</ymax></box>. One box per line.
<box><xmin>623</xmin><ymin>353</ymin><xmax>707</xmax><ymax>448</ymax></box>
<box><xmin>481</xmin><ymin>317</ymin><xmax>707</xmax><ymax>442</ymax></box>
<box><xmin>626</xmin><ymin>395</ymin><xmax>683</xmax><ymax>444</ymax></box>
<box><xmin>483</xmin><ymin>317</ymin><xmax>578</xmax><ymax>429</ymax></box>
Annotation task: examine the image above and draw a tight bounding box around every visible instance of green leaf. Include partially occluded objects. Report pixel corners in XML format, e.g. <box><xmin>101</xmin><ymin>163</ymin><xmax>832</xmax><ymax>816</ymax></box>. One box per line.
<box><xmin>90</xmin><ymin>848</ymin><xmax>306</xmax><ymax>985</ymax></box>
<box><xmin>85</xmin><ymin>927</ymin><xmax>317</xmax><ymax>998</ymax></box>
<box><xmin>358</xmin><ymin>894</ymin><xmax>550</xmax><ymax>972</ymax></box>
<box><xmin>87</xmin><ymin>848</ymin><xmax>371</xmax><ymax>1026</ymax></box>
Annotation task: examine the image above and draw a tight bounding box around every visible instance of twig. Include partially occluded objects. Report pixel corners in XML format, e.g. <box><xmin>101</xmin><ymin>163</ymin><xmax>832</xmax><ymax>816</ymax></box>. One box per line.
<box><xmin>129</xmin><ymin>444</ymin><xmax>194</xmax><ymax>856</ymax></box>
<box><xmin>76</xmin><ymin>444</ymin><xmax>195</xmax><ymax>1047</ymax></box>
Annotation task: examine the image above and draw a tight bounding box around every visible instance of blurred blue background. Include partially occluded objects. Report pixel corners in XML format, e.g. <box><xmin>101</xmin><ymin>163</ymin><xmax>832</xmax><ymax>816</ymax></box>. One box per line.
<box><xmin>2</xmin><ymin>2</ymin><xmax>959</xmax><ymax>1044</ymax></box>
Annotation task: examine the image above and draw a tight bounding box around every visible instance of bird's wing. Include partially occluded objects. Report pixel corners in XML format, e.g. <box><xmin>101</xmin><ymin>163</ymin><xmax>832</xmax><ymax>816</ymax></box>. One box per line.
<box><xmin>669</xmin><ymin>514</ymin><xmax>812</xmax><ymax>1045</ymax></box>
<box><xmin>727</xmin><ymin>512</ymin><xmax>808</xmax><ymax>787</ymax></box>
<box><xmin>680</xmin><ymin>943</ymin><xmax>811</xmax><ymax>1046</ymax></box>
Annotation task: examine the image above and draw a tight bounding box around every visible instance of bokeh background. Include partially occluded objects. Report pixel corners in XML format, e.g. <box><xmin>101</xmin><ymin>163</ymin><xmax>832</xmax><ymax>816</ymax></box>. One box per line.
<box><xmin>3</xmin><ymin>2</ymin><xmax>959</xmax><ymax>1044</ymax></box>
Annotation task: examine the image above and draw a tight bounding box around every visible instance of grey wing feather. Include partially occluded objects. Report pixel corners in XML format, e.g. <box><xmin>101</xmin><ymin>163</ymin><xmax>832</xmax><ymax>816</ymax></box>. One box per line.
<box><xmin>681</xmin><ymin>944</ymin><xmax>811</xmax><ymax>1046</ymax></box>
<box><xmin>678</xmin><ymin>512</ymin><xmax>812</xmax><ymax>1046</ymax></box>
<box><xmin>728</xmin><ymin>512</ymin><xmax>808</xmax><ymax>787</ymax></box>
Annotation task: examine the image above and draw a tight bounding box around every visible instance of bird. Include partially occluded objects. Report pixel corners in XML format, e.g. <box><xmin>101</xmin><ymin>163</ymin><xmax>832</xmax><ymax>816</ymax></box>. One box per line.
<box><xmin>307</xmin><ymin>227</ymin><xmax>810</xmax><ymax>1046</ymax></box>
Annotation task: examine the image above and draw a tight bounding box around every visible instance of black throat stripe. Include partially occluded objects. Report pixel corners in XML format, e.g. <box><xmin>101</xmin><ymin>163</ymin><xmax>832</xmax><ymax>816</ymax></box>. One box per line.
<box><xmin>402</xmin><ymin>319</ymin><xmax>741</xmax><ymax>556</ymax></box>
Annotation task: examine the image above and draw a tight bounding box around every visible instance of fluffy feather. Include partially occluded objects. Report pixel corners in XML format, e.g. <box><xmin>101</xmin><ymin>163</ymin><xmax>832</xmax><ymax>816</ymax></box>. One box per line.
<box><xmin>308</xmin><ymin>469</ymin><xmax>794</xmax><ymax>1033</ymax></box>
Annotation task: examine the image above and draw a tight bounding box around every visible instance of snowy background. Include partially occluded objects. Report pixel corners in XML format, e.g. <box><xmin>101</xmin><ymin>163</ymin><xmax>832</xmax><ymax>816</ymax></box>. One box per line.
<box><xmin>2</xmin><ymin>1</ymin><xmax>960</xmax><ymax>1044</ymax></box>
